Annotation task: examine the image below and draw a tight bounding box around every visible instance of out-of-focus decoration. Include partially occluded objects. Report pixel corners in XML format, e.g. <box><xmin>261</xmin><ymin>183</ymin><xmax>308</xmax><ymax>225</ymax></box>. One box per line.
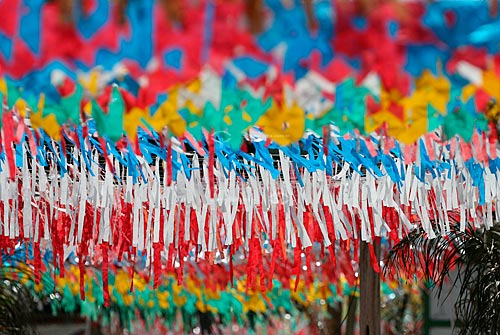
<box><xmin>2</xmin><ymin>244</ymin><xmax>422</xmax><ymax>334</ymax></box>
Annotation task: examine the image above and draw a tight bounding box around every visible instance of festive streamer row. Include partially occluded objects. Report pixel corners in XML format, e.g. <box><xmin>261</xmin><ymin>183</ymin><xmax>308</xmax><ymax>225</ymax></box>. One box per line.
<box><xmin>0</xmin><ymin>117</ymin><xmax>497</xmax><ymax>302</ymax></box>
<box><xmin>1</xmin><ymin>61</ymin><xmax>499</xmax><ymax>152</ymax></box>
<box><xmin>34</xmin><ymin>265</ymin><xmax>351</xmax><ymax>327</ymax></box>
<box><xmin>3</xmin><ymin>244</ymin><xmax>345</xmax><ymax>324</ymax></box>
<box><xmin>2</xmin><ymin>0</ymin><xmax>500</xmax><ymax>82</ymax></box>
<box><xmin>3</xmin><ymin>245</ymin><xmax>414</xmax><ymax>333</ymax></box>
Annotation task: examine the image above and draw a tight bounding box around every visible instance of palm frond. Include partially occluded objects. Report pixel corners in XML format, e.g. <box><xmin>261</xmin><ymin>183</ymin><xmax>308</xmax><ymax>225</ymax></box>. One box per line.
<box><xmin>385</xmin><ymin>219</ymin><xmax>500</xmax><ymax>335</ymax></box>
<box><xmin>0</xmin><ymin>249</ymin><xmax>37</xmax><ymax>335</ymax></box>
<box><xmin>0</xmin><ymin>276</ymin><xmax>37</xmax><ymax>335</ymax></box>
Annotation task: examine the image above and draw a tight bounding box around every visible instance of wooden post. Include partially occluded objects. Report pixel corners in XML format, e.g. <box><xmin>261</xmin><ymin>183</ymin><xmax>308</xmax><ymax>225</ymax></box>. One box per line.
<box><xmin>345</xmin><ymin>294</ymin><xmax>358</xmax><ymax>335</ymax></box>
<box><xmin>359</xmin><ymin>241</ymin><xmax>381</xmax><ymax>335</ymax></box>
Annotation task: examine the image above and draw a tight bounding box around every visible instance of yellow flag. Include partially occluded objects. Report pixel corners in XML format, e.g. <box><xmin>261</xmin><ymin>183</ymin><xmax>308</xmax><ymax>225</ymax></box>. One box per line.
<box><xmin>257</xmin><ymin>100</ymin><xmax>305</xmax><ymax>146</ymax></box>
<box><xmin>78</xmin><ymin>70</ymin><xmax>100</xmax><ymax>97</ymax></box>
<box><xmin>365</xmin><ymin>89</ymin><xmax>403</xmax><ymax>135</ymax></box>
<box><xmin>30</xmin><ymin>94</ymin><xmax>61</xmax><ymax>140</ymax></box>
<box><xmin>482</xmin><ymin>70</ymin><xmax>500</xmax><ymax>100</ymax></box>
<box><xmin>0</xmin><ymin>77</ymin><xmax>6</xmax><ymax>95</ymax></box>
<box><xmin>146</xmin><ymin>90</ymin><xmax>186</xmax><ymax>136</ymax></box>
<box><xmin>415</xmin><ymin>70</ymin><xmax>450</xmax><ymax>114</ymax></box>
<box><xmin>124</xmin><ymin>107</ymin><xmax>147</xmax><ymax>139</ymax></box>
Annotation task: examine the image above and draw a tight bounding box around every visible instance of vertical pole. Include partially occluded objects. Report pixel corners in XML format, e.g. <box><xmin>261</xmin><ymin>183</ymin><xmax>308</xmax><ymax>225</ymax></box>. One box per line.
<box><xmin>359</xmin><ymin>241</ymin><xmax>381</xmax><ymax>335</ymax></box>
<box><xmin>345</xmin><ymin>294</ymin><xmax>358</xmax><ymax>335</ymax></box>
<box><xmin>423</xmin><ymin>289</ymin><xmax>430</xmax><ymax>335</ymax></box>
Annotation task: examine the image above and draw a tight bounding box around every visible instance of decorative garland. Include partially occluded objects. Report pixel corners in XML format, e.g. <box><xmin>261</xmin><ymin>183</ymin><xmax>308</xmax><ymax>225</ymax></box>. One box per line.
<box><xmin>2</xmin><ymin>245</ymin><xmax>419</xmax><ymax>334</ymax></box>
<box><xmin>0</xmin><ymin>119</ymin><xmax>496</xmax><ymax>303</ymax></box>
<box><xmin>1</xmin><ymin>67</ymin><xmax>497</xmax><ymax>147</ymax></box>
